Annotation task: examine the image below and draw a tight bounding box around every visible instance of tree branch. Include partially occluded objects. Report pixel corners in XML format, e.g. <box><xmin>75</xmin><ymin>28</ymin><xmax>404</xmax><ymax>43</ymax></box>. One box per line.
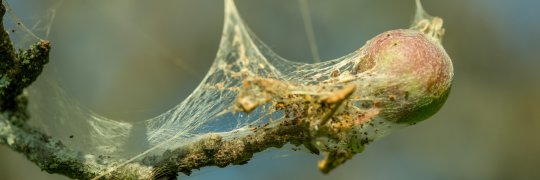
<box><xmin>0</xmin><ymin>3</ymin><xmax>322</xmax><ymax>178</ymax></box>
<box><xmin>0</xmin><ymin>1</ymin><xmax>453</xmax><ymax>179</ymax></box>
<box><xmin>0</xmin><ymin>2</ymin><xmax>353</xmax><ymax>178</ymax></box>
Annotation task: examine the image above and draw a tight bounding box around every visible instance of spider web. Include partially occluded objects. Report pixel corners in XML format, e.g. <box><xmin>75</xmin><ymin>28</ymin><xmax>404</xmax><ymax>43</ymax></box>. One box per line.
<box><xmin>18</xmin><ymin>0</ymin><xmax>358</xmax><ymax>156</ymax></box>
<box><xmin>3</xmin><ymin>0</ymin><xmax>435</xmax><ymax>178</ymax></box>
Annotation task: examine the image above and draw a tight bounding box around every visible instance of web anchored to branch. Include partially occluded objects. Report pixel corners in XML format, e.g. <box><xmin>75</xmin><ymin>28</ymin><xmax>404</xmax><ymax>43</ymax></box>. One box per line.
<box><xmin>0</xmin><ymin>0</ymin><xmax>453</xmax><ymax>179</ymax></box>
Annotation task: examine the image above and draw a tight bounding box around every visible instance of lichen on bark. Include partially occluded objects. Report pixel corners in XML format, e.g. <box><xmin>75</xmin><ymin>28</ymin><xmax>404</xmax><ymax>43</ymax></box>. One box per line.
<box><xmin>0</xmin><ymin>4</ymin><xmax>50</xmax><ymax>121</ymax></box>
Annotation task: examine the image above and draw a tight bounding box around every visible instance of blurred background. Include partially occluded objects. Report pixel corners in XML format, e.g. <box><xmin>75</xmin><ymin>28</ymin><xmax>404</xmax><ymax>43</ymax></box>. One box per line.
<box><xmin>1</xmin><ymin>0</ymin><xmax>540</xmax><ymax>179</ymax></box>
